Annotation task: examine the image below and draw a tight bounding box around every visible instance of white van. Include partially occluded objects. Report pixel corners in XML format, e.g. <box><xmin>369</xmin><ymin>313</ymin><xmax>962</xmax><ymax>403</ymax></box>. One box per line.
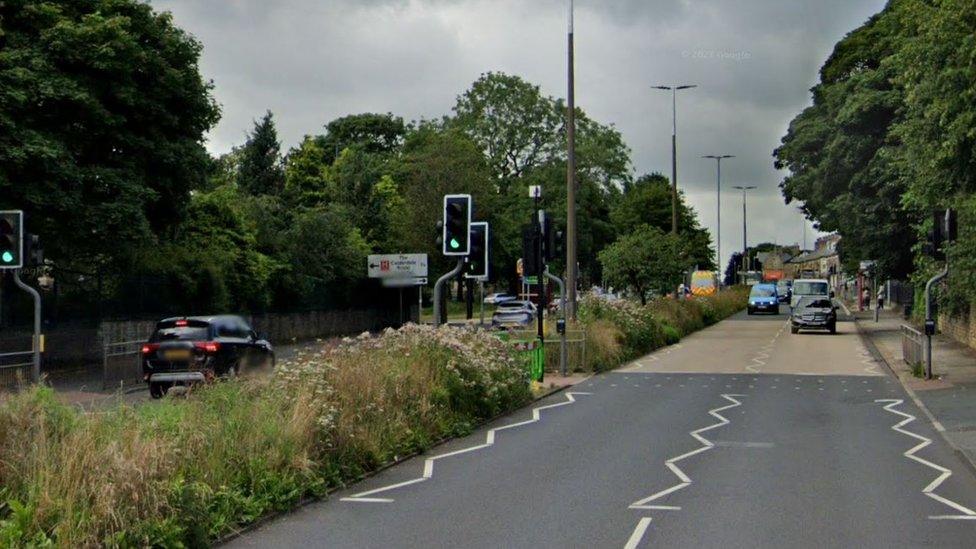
<box><xmin>791</xmin><ymin>279</ymin><xmax>831</xmax><ymax>309</ymax></box>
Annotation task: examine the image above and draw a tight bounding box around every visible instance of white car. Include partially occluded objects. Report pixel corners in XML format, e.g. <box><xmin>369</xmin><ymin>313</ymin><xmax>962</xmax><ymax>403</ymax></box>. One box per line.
<box><xmin>484</xmin><ymin>293</ymin><xmax>516</xmax><ymax>305</ymax></box>
<box><xmin>790</xmin><ymin>279</ymin><xmax>831</xmax><ymax>309</ymax></box>
<box><xmin>491</xmin><ymin>300</ymin><xmax>537</xmax><ymax>328</ymax></box>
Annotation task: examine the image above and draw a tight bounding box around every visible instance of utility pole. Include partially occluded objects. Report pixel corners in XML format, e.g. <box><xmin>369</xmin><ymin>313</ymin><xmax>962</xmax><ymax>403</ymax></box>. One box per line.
<box><xmin>733</xmin><ymin>186</ymin><xmax>757</xmax><ymax>284</ymax></box>
<box><xmin>653</xmin><ymin>84</ymin><xmax>697</xmax><ymax>234</ymax></box>
<box><xmin>566</xmin><ymin>0</ymin><xmax>578</xmax><ymax>320</ymax></box>
<box><xmin>703</xmin><ymin>155</ymin><xmax>734</xmax><ymax>277</ymax></box>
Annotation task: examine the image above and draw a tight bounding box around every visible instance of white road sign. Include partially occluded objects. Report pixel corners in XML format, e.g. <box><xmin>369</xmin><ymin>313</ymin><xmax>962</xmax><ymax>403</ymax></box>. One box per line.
<box><xmin>368</xmin><ymin>254</ymin><xmax>428</xmax><ymax>279</ymax></box>
<box><xmin>382</xmin><ymin>277</ymin><xmax>428</xmax><ymax>288</ymax></box>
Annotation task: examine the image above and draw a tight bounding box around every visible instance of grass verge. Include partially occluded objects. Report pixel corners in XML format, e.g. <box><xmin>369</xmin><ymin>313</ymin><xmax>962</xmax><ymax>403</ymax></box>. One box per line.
<box><xmin>0</xmin><ymin>325</ymin><xmax>530</xmax><ymax>547</ymax></box>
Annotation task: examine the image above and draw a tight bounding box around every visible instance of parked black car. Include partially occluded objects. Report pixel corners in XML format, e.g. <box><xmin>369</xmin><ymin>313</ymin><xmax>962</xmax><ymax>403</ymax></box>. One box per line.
<box><xmin>790</xmin><ymin>297</ymin><xmax>837</xmax><ymax>334</ymax></box>
<box><xmin>141</xmin><ymin>315</ymin><xmax>275</xmax><ymax>398</ymax></box>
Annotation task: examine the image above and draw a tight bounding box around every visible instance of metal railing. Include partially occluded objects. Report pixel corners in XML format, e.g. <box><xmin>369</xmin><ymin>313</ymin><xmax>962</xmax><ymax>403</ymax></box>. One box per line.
<box><xmin>902</xmin><ymin>324</ymin><xmax>925</xmax><ymax>372</ymax></box>
<box><xmin>0</xmin><ymin>350</ymin><xmax>34</xmax><ymax>388</ymax></box>
<box><xmin>102</xmin><ymin>338</ymin><xmax>148</xmax><ymax>390</ymax></box>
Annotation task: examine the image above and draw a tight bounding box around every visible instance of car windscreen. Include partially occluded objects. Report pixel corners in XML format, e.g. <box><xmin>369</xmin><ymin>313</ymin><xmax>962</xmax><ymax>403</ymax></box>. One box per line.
<box><xmin>750</xmin><ymin>286</ymin><xmax>776</xmax><ymax>297</ymax></box>
<box><xmin>797</xmin><ymin>298</ymin><xmax>833</xmax><ymax>309</ymax></box>
<box><xmin>793</xmin><ymin>282</ymin><xmax>828</xmax><ymax>295</ymax></box>
<box><xmin>498</xmin><ymin>302</ymin><xmax>528</xmax><ymax>310</ymax></box>
<box><xmin>151</xmin><ymin>323</ymin><xmax>210</xmax><ymax>342</ymax></box>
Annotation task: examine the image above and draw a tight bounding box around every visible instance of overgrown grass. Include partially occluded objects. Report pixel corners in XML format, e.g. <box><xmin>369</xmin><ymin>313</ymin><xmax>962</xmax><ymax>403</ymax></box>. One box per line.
<box><xmin>0</xmin><ymin>325</ymin><xmax>530</xmax><ymax>547</ymax></box>
<box><xmin>578</xmin><ymin>288</ymin><xmax>749</xmax><ymax>371</ymax></box>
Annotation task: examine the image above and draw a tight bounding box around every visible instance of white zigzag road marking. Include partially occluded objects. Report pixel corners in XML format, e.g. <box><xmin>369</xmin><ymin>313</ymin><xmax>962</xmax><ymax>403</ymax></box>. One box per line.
<box><xmin>875</xmin><ymin>399</ymin><xmax>976</xmax><ymax>519</ymax></box>
<box><xmin>341</xmin><ymin>391</ymin><xmax>591</xmax><ymax>503</ymax></box>
<box><xmin>624</xmin><ymin>394</ymin><xmax>745</xmax><ymax>548</ymax></box>
<box><xmin>746</xmin><ymin>320</ymin><xmax>787</xmax><ymax>373</ymax></box>
<box><xmin>629</xmin><ymin>394</ymin><xmax>745</xmax><ymax>510</ymax></box>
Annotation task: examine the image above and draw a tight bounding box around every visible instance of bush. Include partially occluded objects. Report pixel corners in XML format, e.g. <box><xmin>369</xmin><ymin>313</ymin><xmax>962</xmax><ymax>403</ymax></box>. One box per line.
<box><xmin>0</xmin><ymin>325</ymin><xmax>530</xmax><ymax>546</ymax></box>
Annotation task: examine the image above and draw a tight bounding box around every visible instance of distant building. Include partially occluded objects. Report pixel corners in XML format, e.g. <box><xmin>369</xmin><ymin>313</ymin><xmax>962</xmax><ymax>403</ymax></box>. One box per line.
<box><xmin>786</xmin><ymin>234</ymin><xmax>842</xmax><ymax>287</ymax></box>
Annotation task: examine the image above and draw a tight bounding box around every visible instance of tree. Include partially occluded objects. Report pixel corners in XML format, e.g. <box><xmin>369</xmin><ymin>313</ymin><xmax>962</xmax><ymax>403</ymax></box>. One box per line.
<box><xmin>598</xmin><ymin>225</ymin><xmax>687</xmax><ymax>305</ymax></box>
<box><xmin>724</xmin><ymin>252</ymin><xmax>744</xmax><ymax>287</ymax></box>
<box><xmin>611</xmin><ymin>174</ymin><xmax>715</xmax><ymax>270</ymax></box>
<box><xmin>238</xmin><ymin>111</ymin><xmax>284</xmax><ymax>195</ymax></box>
<box><xmin>773</xmin><ymin>1</ymin><xmax>917</xmax><ymax>278</ymax></box>
<box><xmin>0</xmin><ymin>0</ymin><xmax>219</xmax><ymax>288</ymax></box>
<box><xmin>317</xmin><ymin>113</ymin><xmax>406</xmax><ymax>165</ymax></box>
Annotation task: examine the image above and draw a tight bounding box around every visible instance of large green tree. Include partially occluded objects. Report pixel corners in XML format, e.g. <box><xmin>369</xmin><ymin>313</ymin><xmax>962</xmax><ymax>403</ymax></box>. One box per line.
<box><xmin>238</xmin><ymin>111</ymin><xmax>285</xmax><ymax>196</ymax></box>
<box><xmin>0</xmin><ymin>0</ymin><xmax>219</xmax><ymax>287</ymax></box>
<box><xmin>774</xmin><ymin>0</ymin><xmax>917</xmax><ymax>278</ymax></box>
<box><xmin>598</xmin><ymin>225</ymin><xmax>687</xmax><ymax>304</ymax></box>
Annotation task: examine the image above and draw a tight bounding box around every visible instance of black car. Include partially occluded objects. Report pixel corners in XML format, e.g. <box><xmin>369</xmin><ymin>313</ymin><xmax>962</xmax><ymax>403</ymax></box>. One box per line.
<box><xmin>141</xmin><ymin>315</ymin><xmax>275</xmax><ymax>398</ymax></box>
<box><xmin>790</xmin><ymin>297</ymin><xmax>837</xmax><ymax>334</ymax></box>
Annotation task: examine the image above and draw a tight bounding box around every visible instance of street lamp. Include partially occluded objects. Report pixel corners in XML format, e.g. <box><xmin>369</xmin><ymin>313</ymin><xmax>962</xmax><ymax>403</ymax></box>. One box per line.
<box><xmin>702</xmin><ymin>155</ymin><xmax>734</xmax><ymax>275</ymax></box>
<box><xmin>733</xmin><ymin>185</ymin><xmax>757</xmax><ymax>283</ymax></box>
<box><xmin>653</xmin><ymin>84</ymin><xmax>697</xmax><ymax>234</ymax></box>
<box><xmin>566</xmin><ymin>0</ymin><xmax>578</xmax><ymax>320</ymax></box>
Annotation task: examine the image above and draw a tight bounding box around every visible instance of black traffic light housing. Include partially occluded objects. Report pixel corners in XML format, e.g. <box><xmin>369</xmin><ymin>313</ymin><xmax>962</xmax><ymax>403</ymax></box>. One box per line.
<box><xmin>442</xmin><ymin>194</ymin><xmax>472</xmax><ymax>256</ymax></box>
<box><xmin>522</xmin><ymin>223</ymin><xmax>541</xmax><ymax>277</ymax></box>
<box><xmin>24</xmin><ymin>234</ymin><xmax>43</xmax><ymax>267</ymax></box>
<box><xmin>0</xmin><ymin>211</ymin><xmax>23</xmax><ymax>269</ymax></box>
<box><xmin>466</xmin><ymin>222</ymin><xmax>489</xmax><ymax>279</ymax></box>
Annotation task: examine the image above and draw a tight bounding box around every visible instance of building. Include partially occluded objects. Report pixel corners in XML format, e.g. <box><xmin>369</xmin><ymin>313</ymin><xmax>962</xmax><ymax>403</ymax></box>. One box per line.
<box><xmin>785</xmin><ymin>234</ymin><xmax>842</xmax><ymax>288</ymax></box>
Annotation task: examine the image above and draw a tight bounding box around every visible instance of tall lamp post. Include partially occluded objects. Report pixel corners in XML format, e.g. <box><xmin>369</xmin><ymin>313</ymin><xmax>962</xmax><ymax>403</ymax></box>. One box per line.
<box><xmin>703</xmin><ymin>155</ymin><xmax>734</xmax><ymax>278</ymax></box>
<box><xmin>653</xmin><ymin>84</ymin><xmax>697</xmax><ymax>234</ymax></box>
<box><xmin>566</xmin><ymin>0</ymin><xmax>578</xmax><ymax>320</ymax></box>
<box><xmin>733</xmin><ymin>185</ymin><xmax>757</xmax><ymax>284</ymax></box>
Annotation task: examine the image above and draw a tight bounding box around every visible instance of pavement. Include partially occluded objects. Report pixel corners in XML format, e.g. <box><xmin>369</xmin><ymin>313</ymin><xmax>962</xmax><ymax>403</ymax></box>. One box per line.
<box><xmin>855</xmin><ymin>307</ymin><xmax>976</xmax><ymax>471</ymax></box>
<box><xmin>226</xmin><ymin>305</ymin><xmax>976</xmax><ymax>548</ymax></box>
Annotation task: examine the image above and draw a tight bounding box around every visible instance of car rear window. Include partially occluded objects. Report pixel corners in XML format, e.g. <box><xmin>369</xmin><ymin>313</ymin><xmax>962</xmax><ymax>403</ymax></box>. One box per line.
<box><xmin>151</xmin><ymin>321</ymin><xmax>210</xmax><ymax>342</ymax></box>
<box><xmin>794</xmin><ymin>282</ymin><xmax>828</xmax><ymax>295</ymax></box>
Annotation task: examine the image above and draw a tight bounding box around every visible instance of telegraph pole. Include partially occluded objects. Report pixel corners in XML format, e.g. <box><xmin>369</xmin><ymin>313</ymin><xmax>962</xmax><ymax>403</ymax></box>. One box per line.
<box><xmin>566</xmin><ymin>0</ymin><xmax>578</xmax><ymax>320</ymax></box>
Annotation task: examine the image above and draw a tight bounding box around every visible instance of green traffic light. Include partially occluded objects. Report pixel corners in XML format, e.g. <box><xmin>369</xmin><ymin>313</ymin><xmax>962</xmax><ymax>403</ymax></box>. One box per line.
<box><xmin>450</xmin><ymin>238</ymin><xmax>460</xmax><ymax>249</ymax></box>
<box><xmin>1</xmin><ymin>251</ymin><xmax>12</xmax><ymax>263</ymax></box>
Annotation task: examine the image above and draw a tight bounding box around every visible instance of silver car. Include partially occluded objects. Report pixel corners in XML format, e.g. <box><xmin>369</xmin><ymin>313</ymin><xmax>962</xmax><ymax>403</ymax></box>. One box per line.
<box><xmin>492</xmin><ymin>300</ymin><xmax>537</xmax><ymax>328</ymax></box>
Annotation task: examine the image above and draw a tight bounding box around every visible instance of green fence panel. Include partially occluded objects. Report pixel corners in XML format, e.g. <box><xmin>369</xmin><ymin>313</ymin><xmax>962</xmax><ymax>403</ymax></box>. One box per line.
<box><xmin>508</xmin><ymin>337</ymin><xmax>544</xmax><ymax>382</ymax></box>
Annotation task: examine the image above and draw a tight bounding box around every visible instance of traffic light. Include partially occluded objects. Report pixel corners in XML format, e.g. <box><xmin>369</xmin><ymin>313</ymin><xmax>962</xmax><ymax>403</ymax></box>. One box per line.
<box><xmin>0</xmin><ymin>211</ymin><xmax>23</xmax><ymax>269</ymax></box>
<box><xmin>522</xmin><ymin>223</ymin><xmax>541</xmax><ymax>277</ymax></box>
<box><xmin>466</xmin><ymin>222</ymin><xmax>489</xmax><ymax>279</ymax></box>
<box><xmin>543</xmin><ymin>214</ymin><xmax>564</xmax><ymax>262</ymax></box>
<box><xmin>442</xmin><ymin>194</ymin><xmax>472</xmax><ymax>256</ymax></box>
<box><xmin>24</xmin><ymin>234</ymin><xmax>42</xmax><ymax>267</ymax></box>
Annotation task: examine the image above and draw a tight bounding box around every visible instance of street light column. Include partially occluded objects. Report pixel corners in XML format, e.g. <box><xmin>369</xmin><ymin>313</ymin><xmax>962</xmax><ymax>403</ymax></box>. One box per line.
<box><xmin>703</xmin><ymin>155</ymin><xmax>734</xmax><ymax>279</ymax></box>
<box><xmin>654</xmin><ymin>84</ymin><xmax>696</xmax><ymax>235</ymax></box>
<box><xmin>733</xmin><ymin>185</ymin><xmax>757</xmax><ymax>284</ymax></box>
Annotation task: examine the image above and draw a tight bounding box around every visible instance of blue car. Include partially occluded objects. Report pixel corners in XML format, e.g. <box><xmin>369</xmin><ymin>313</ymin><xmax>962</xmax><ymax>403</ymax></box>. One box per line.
<box><xmin>748</xmin><ymin>283</ymin><xmax>780</xmax><ymax>315</ymax></box>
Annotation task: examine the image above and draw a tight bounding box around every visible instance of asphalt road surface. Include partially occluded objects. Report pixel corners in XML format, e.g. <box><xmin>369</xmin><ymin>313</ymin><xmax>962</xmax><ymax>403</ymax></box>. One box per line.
<box><xmin>228</xmin><ymin>305</ymin><xmax>976</xmax><ymax>548</ymax></box>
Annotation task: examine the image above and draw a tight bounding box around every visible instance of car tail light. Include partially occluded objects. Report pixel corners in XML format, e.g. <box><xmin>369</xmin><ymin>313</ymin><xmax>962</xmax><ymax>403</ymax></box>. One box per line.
<box><xmin>194</xmin><ymin>341</ymin><xmax>221</xmax><ymax>354</ymax></box>
<box><xmin>141</xmin><ymin>343</ymin><xmax>160</xmax><ymax>355</ymax></box>
<box><xmin>175</xmin><ymin>319</ymin><xmax>188</xmax><ymax>327</ymax></box>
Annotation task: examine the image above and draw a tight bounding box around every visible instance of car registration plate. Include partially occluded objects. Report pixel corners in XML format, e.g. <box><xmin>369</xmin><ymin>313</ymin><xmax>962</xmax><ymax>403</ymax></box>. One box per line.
<box><xmin>163</xmin><ymin>349</ymin><xmax>192</xmax><ymax>361</ymax></box>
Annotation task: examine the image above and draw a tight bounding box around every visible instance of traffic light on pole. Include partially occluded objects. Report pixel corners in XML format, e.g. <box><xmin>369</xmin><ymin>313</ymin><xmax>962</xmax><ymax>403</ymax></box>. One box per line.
<box><xmin>522</xmin><ymin>224</ymin><xmax>541</xmax><ymax>277</ymax></box>
<box><xmin>466</xmin><ymin>222</ymin><xmax>489</xmax><ymax>279</ymax></box>
<box><xmin>442</xmin><ymin>194</ymin><xmax>472</xmax><ymax>256</ymax></box>
<box><xmin>0</xmin><ymin>211</ymin><xmax>23</xmax><ymax>269</ymax></box>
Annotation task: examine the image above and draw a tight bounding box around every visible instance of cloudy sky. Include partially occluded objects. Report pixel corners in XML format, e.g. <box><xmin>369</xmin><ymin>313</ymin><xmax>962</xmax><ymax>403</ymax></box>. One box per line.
<box><xmin>152</xmin><ymin>0</ymin><xmax>886</xmax><ymax>269</ymax></box>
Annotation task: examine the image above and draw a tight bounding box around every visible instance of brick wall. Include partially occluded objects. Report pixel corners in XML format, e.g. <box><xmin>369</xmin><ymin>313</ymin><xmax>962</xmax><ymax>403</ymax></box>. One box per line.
<box><xmin>939</xmin><ymin>309</ymin><xmax>976</xmax><ymax>350</ymax></box>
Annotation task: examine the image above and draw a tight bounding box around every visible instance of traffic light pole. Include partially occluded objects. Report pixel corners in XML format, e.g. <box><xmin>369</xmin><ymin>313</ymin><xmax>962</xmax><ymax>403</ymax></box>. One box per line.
<box><xmin>12</xmin><ymin>269</ymin><xmax>41</xmax><ymax>383</ymax></box>
<box><xmin>433</xmin><ymin>259</ymin><xmax>465</xmax><ymax>326</ymax></box>
<box><xmin>924</xmin><ymin>264</ymin><xmax>949</xmax><ymax>380</ymax></box>
<box><xmin>544</xmin><ymin>267</ymin><xmax>567</xmax><ymax>377</ymax></box>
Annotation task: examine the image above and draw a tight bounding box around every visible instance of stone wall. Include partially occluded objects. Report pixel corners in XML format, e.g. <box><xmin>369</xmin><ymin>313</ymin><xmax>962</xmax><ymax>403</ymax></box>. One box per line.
<box><xmin>939</xmin><ymin>309</ymin><xmax>976</xmax><ymax>351</ymax></box>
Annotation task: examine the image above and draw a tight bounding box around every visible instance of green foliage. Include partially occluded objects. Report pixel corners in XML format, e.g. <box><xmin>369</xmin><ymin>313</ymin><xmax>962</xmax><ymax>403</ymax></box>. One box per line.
<box><xmin>0</xmin><ymin>326</ymin><xmax>530</xmax><ymax>546</ymax></box>
<box><xmin>0</xmin><ymin>0</ymin><xmax>219</xmax><ymax>281</ymax></box>
<box><xmin>238</xmin><ymin>111</ymin><xmax>285</xmax><ymax>196</ymax></box>
<box><xmin>316</xmin><ymin>113</ymin><xmax>406</xmax><ymax>166</ymax></box>
<box><xmin>598</xmin><ymin>225</ymin><xmax>688</xmax><ymax>304</ymax></box>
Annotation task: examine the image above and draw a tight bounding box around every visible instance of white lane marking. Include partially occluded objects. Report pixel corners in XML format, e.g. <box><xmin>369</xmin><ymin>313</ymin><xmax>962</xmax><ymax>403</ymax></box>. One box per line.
<box><xmin>875</xmin><ymin>399</ymin><xmax>976</xmax><ymax>519</ymax></box>
<box><xmin>629</xmin><ymin>394</ymin><xmax>745</xmax><ymax>511</ymax></box>
<box><xmin>746</xmin><ymin>319</ymin><xmax>789</xmax><ymax>373</ymax></box>
<box><xmin>714</xmin><ymin>441</ymin><xmax>775</xmax><ymax>449</ymax></box>
<box><xmin>623</xmin><ymin>518</ymin><xmax>653</xmax><ymax>549</ymax></box>
<box><xmin>341</xmin><ymin>392</ymin><xmax>591</xmax><ymax>503</ymax></box>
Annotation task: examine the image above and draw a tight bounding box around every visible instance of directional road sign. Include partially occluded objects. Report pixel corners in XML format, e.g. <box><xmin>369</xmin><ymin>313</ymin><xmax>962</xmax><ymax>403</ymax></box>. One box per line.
<box><xmin>368</xmin><ymin>254</ymin><xmax>429</xmax><ymax>279</ymax></box>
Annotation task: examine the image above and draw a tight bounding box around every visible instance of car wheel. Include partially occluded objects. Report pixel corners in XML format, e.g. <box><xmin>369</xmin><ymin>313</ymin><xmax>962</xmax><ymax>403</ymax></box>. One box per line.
<box><xmin>791</xmin><ymin>325</ymin><xmax>799</xmax><ymax>334</ymax></box>
<box><xmin>149</xmin><ymin>382</ymin><xmax>166</xmax><ymax>399</ymax></box>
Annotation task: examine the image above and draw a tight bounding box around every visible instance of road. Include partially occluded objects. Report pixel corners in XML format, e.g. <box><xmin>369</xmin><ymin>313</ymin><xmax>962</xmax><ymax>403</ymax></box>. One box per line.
<box><xmin>227</xmin><ymin>305</ymin><xmax>976</xmax><ymax>548</ymax></box>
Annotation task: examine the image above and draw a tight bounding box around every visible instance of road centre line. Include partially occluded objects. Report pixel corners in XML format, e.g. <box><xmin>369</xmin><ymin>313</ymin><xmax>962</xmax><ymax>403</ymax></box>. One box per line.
<box><xmin>875</xmin><ymin>399</ymin><xmax>976</xmax><ymax>519</ymax></box>
<box><xmin>624</xmin><ymin>394</ymin><xmax>745</xmax><ymax>548</ymax></box>
<box><xmin>341</xmin><ymin>392</ymin><xmax>591</xmax><ymax>503</ymax></box>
